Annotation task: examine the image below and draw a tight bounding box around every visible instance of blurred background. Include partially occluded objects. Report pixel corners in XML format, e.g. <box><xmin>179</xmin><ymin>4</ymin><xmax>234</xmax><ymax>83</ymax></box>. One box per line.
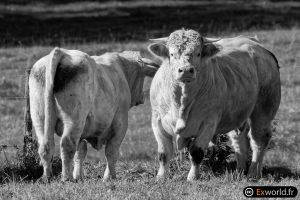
<box><xmin>0</xmin><ymin>0</ymin><xmax>299</xmax><ymax>46</ymax></box>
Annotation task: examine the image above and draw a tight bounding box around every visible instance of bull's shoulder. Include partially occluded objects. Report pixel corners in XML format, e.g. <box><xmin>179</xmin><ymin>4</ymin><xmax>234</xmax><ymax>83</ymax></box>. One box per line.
<box><xmin>92</xmin><ymin>52</ymin><xmax>120</xmax><ymax>65</ymax></box>
<box><xmin>92</xmin><ymin>53</ymin><xmax>125</xmax><ymax>78</ymax></box>
<box><xmin>212</xmin><ymin>36</ymin><xmax>278</xmax><ymax>66</ymax></box>
<box><xmin>149</xmin><ymin>63</ymin><xmax>173</xmax><ymax>109</ymax></box>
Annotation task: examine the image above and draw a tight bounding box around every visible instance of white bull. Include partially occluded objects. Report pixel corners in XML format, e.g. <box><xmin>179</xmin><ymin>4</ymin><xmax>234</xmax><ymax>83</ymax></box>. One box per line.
<box><xmin>26</xmin><ymin>48</ymin><xmax>158</xmax><ymax>182</ymax></box>
<box><xmin>148</xmin><ymin>29</ymin><xmax>281</xmax><ymax>181</ymax></box>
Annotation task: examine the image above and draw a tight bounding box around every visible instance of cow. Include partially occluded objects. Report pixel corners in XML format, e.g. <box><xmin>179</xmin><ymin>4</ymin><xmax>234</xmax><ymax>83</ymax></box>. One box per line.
<box><xmin>25</xmin><ymin>47</ymin><xmax>159</xmax><ymax>182</ymax></box>
<box><xmin>147</xmin><ymin>29</ymin><xmax>281</xmax><ymax>181</ymax></box>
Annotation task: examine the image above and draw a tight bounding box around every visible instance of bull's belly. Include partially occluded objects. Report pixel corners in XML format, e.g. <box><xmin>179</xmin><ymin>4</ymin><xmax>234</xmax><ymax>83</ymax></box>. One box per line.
<box><xmin>216</xmin><ymin>102</ymin><xmax>255</xmax><ymax>134</ymax></box>
<box><xmin>216</xmin><ymin>119</ymin><xmax>248</xmax><ymax>135</ymax></box>
<box><xmin>81</xmin><ymin>109</ymin><xmax>115</xmax><ymax>149</ymax></box>
<box><xmin>161</xmin><ymin>104</ymin><xmax>253</xmax><ymax>139</ymax></box>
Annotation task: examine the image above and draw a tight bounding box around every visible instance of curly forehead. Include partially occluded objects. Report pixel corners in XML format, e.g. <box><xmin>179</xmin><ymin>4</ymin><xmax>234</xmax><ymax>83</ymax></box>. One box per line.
<box><xmin>167</xmin><ymin>29</ymin><xmax>202</xmax><ymax>52</ymax></box>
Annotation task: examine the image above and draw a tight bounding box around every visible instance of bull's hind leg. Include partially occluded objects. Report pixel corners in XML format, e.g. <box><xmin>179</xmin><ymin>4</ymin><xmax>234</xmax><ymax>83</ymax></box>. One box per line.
<box><xmin>152</xmin><ymin>116</ymin><xmax>173</xmax><ymax>180</ymax></box>
<box><xmin>56</xmin><ymin>89</ymin><xmax>89</xmax><ymax>182</ymax></box>
<box><xmin>228</xmin><ymin>121</ymin><xmax>250</xmax><ymax>173</ymax></box>
<box><xmin>60</xmin><ymin>122</ymin><xmax>85</xmax><ymax>182</ymax></box>
<box><xmin>248</xmin><ymin>86</ymin><xmax>280</xmax><ymax>179</ymax></box>
<box><xmin>248</xmin><ymin>118</ymin><xmax>272</xmax><ymax>179</ymax></box>
<box><xmin>73</xmin><ymin>139</ymin><xmax>87</xmax><ymax>181</ymax></box>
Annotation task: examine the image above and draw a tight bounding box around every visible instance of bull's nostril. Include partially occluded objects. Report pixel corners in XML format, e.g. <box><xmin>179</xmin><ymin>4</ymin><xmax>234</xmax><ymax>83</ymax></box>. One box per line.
<box><xmin>178</xmin><ymin>69</ymin><xmax>183</xmax><ymax>73</ymax></box>
<box><xmin>189</xmin><ymin>68</ymin><xmax>194</xmax><ymax>74</ymax></box>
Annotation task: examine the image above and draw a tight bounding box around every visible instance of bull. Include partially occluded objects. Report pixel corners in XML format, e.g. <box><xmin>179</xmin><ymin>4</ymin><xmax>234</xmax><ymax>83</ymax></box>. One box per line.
<box><xmin>25</xmin><ymin>48</ymin><xmax>158</xmax><ymax>182</ymax></box>
<box><xmin>148</xmin><ymin>29</ymin><xmax>281</xmax><ymax>181</ymax></box>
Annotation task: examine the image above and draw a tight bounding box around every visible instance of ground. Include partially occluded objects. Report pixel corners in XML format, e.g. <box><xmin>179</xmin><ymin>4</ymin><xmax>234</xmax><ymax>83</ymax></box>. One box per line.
<box><xmin>0</xmin><ymin>1</ymin><xmax>300</xmax><ymax>199</ymax></box>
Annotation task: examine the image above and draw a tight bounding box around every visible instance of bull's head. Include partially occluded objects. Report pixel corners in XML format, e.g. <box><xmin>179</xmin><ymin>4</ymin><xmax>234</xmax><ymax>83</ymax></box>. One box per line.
<box><xmin>148</xmin><ymin>29</ymin><xmax>219</xmax><ymax>84</ymax></box>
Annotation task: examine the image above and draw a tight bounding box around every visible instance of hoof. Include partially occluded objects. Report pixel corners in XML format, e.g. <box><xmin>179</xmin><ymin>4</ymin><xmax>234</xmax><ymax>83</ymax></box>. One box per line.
<box><xmin>187</xmin><ymin>174</ymin><xmax>198</xmax><ymax>182</ymax></box>
<box><xmin>156</xmin><ymin>175</ymin><xmax>167</xmax><ymax>182</ymax></box>
<box><xmin>73</xmin><ymin>177</ymin><xmax>83</xmax><ymax>183</ymax></box>
<box><xmin>61</xmin><ymin>177</ymin><xmax>75</xmax><ymax>183</ymax></box>
<box><xmin>247</xmin><ymin>170</ymin><xmax>262</xmax><ymax>181</ymax></box>
<box><xmin>103</xmin><ymin>176</ymin><xmax>116</xmax><ymax>182</ymax></box>
<box><xmin>247</xmin><ymin>177</ymin><xmax>259</xmax><ymax>182</ymax></box>
<box><xmin>37</xmin><ymin>175</ymin><xmax>51</xmax><ymax>184</ymax></box>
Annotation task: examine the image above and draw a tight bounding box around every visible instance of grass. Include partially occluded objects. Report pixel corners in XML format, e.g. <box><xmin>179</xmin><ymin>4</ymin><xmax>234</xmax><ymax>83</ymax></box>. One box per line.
<box><xmin>0</xmin><ymin>28</ymin><xmax>299</xmax><ymax>199</ymax></box>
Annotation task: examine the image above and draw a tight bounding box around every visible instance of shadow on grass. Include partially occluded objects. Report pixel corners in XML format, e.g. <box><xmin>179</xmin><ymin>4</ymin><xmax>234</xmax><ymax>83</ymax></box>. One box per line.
<box><xmin>0</xmin><ymin>135</ymin><xmax>62</xmax><ymax>184</ymax></box>
<box><xmin>0</xmin><ymin>1</ymin><xmax>299</xmax><ymax>46</ymax></box>
<box><xmin>263</xmin><ymin>166</ymin><xmax>300</xmax><ymax>181</ymax></box>
<box><xmin>215</xmin><ymin>160</ymin><xmax>300</xmax><ymax>181</ymax></box>
<box><xmin>1</xmin><ymin>156</ymin><xmax>299</xmax><ymax>183</ymax></box>
<box><xmin>0</xmin><ymin>157</ymin><xmax>61</xmax><ymax>183</ymax></box>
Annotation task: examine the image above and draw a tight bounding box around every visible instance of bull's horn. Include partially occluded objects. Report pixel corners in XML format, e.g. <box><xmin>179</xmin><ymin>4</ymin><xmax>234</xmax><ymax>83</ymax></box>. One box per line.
<box><xmin>203</xmin><ymin>37</ymin><xmax>221</xmax><ymax>43</ymax></box>
<box><xmin>149</xmin><ymin>37</ymin><xmax>168</xmax><ymax>44</ymax></box>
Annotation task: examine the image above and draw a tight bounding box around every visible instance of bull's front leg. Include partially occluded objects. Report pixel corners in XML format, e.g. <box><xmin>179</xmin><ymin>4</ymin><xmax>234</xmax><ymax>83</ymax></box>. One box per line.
<box><xmin>187</xmin><ymin>119</ymin><xmax>218</xmax><ymax>181</ymax></box>
<box><xmin>73</xmin><ymin>139</ymin><xmax>87</xmax><ymax>181</ymax></box>
<box><xmin>152</xmin><ymin>115</ymin><xmax>173</xmax><ymax>181</ymax></box>
<box><xmin>103</xmin><ymin>115</ymin><xmax>128</xmax><ymax>181</ymax></box>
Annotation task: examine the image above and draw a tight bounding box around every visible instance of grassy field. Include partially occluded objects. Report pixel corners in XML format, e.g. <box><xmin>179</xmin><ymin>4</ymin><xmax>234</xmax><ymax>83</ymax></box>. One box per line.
<box><xmin>0</xmin><ymin>28</ymin><xmax>299</xmax><ymax>200</ymax></box>
<box><xmin>1</xmin><ymin>1</ymin><xmax>300</xmax><ymax>199</ymax></box>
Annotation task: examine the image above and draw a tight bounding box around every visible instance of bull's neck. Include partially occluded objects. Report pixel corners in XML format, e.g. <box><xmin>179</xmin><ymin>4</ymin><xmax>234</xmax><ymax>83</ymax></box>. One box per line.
<box><xmin>121</xmin><ymin>65</ymin><xmax>142</xmax><ymax>107</ymax></box>
<box><xmin>169</xmin><ymin>80</ymin><xmax>197</xmax><ymax>134</ymax></box>
<box><xmin>171</xmin><ymin>83</ymin><xmax>198</xmax><ymax>108</ymax></box>
<box><xmin>170</xmin><ymin>68</ymin><xmax>212</xmax><ymax>134</ymax></box>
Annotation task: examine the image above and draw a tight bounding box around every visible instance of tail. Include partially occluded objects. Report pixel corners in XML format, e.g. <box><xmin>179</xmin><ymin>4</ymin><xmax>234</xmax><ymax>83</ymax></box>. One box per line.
<box><xmin>44</xmin><ymin>47</ymin><xmax>63</xmax><ymax>142</ymax></box>
<box><xmin>24</xmin><ymin>56</ymin><xmax>34</xmax><ymax>137</ymax></box>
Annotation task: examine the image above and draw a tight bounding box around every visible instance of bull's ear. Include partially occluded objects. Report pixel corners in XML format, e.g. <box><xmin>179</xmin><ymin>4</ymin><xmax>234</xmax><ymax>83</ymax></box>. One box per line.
<box><xmin>201</xmin><ymin>43</ymin><xmax>220</xmax><ymax>58</ymax></box>
<box><xmin>201</xmin><ymin>37</ymin><xmax>221</xmax><ymax>58</ymax></box>
<box><xmin>140</xmin><ymin>58</ymin><xmax>160</xmax><ymax>77</ymax></box>
<box><xmin>147</xmin><ymin>43</ymin><xmax>169</xmax><ymax>61</ymax></box>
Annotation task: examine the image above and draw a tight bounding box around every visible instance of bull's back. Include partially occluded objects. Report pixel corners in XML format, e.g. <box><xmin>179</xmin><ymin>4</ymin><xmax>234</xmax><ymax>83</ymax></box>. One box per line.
<box><xmin>87</xmin><ymin>54</ymin><xmax>131</xmax><ymax>135</ymax></box>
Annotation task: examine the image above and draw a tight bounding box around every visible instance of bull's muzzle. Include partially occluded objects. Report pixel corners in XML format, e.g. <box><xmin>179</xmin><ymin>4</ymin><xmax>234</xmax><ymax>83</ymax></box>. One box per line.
<box><xmin>176</xmin><ymin>65</ymin><xmax>196</xmax><ymax>83</ymax></box>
